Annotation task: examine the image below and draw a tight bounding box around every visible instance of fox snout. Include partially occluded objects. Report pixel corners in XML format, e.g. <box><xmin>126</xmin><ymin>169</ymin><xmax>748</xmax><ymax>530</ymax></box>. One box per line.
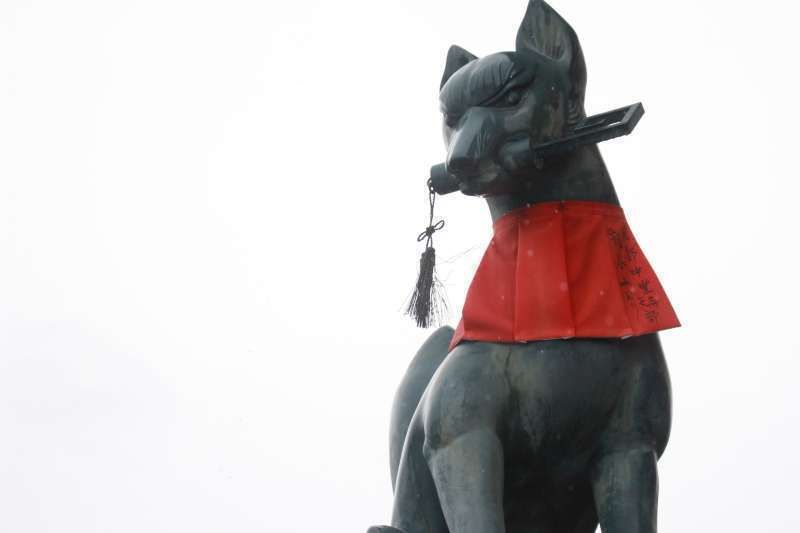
<box><xmin>445</xmin><ymin>108</ymin><xmax>499</xmax><ymax>177</ymax></box>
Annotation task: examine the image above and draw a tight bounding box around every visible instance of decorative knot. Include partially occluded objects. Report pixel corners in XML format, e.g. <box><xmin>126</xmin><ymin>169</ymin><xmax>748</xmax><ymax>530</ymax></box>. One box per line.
<box><xmin>417</xmin><ymin>219</ymin><xmax>445</xmax><ymax>242</ymax></box>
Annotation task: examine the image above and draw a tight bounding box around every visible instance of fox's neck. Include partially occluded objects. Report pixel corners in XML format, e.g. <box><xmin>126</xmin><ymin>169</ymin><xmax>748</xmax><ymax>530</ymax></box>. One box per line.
<box><xmin>485</xmin><ymin>144</ymin><xmax>619</xmax><ymax>222</ymax></box>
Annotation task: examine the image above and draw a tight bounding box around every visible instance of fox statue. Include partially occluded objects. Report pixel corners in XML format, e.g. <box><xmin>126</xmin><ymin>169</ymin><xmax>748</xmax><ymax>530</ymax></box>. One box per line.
<box><xmin>369</xmin><ymin>2</ymin><xmax>679</xmax><ymax>532</ymax></box>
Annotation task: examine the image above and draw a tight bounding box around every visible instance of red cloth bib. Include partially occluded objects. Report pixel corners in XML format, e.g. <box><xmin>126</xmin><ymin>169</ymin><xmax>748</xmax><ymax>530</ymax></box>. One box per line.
<box><xmin>449</xmin><ymin>200</ymin><xmax>680</xmax><ymax>351</ymax></box>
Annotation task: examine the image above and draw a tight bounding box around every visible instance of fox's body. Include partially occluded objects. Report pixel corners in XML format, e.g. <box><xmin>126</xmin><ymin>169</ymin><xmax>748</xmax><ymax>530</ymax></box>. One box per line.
<box><xmin>371</xmin><ymin>3</ymin><xmax>674</xmax><ymax>532</ymax></box>
<box><xmin>388</xmin><ymin>327</ymin><xmax>670</xmax><ymax>533</ymax></box>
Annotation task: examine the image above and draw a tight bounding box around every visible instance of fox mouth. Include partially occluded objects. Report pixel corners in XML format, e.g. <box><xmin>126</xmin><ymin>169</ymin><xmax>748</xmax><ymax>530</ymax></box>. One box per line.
<box><xmin>453</xmin><ymin>163</ymin><xmax>510</xmax><ymax>196</ymax></box>
<box><xmin>457</xmin><ymin>177</ymin><xmax>493</xmax><ymax>196</ymax></box>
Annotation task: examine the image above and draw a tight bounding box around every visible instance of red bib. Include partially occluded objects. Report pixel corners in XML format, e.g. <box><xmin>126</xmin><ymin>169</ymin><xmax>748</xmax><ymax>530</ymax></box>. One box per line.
<box><xmin>450</xmin><ymin>200</ymin><xmax>680</xmax><ymax>351</ymax></box>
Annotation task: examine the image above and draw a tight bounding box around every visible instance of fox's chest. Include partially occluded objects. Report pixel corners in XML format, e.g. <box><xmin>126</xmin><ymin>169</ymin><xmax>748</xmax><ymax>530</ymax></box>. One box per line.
<box><xmin>501</xmin><ymin>339</ymin><xmax>626</xmax><ymax>456</ymax></box>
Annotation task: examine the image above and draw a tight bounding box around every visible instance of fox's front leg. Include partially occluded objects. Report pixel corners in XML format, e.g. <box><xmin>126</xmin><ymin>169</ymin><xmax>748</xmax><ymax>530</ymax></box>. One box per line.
<box><xmin>422</xmin><ymin>343</ymin><xmax>510</xmax><ymax>533</ymax></box>
<box><xmin>591</xmin><ymin>334</ymin><xmax>671</xmax><ymax>533</ymax></box>
<box><xmin>426</xmin><ymin>429</ymin><xmax>506</xmax><ymax>533</ymax></box>
<box><xmin>389</xmin><ymin>408</ymin><xmax>448</xmax><ymax>533</ymax></box>
<box><xmin>592</xmin><ymin>446</ymin><xmax>659</xmax><ymax>533</ymax></box>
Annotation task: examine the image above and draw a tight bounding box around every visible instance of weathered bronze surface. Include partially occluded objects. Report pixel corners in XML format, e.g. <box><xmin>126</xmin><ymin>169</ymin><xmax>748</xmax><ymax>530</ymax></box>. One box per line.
<box><xmin>369</xmin><ymin>2</ymin><xmax>672</xmax><ymax>532</ymax></box>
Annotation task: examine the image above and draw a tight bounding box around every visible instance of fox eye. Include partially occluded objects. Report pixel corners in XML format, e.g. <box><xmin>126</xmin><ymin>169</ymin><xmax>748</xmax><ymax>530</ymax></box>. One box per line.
<box><xmin>503</xmin><ymin>90</ymin><xmax>521</xmax><ymax>106</ymax></box>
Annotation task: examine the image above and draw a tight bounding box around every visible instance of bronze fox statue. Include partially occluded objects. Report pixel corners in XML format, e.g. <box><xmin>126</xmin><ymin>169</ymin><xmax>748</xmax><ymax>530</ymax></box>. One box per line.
<box><xmin>370</xmin><ymin>2</ymin><xmax>673</xmax><ymax>532</ymax></box>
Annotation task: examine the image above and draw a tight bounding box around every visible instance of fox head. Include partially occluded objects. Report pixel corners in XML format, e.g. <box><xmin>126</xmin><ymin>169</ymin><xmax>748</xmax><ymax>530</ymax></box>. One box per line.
<box><xmin>439</xmin><ymin>0</ymin><xmax>587</xmax><ymax>196</ymax></box>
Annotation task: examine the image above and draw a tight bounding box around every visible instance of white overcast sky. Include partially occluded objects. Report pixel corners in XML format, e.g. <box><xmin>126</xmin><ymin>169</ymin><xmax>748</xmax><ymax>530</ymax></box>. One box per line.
<box><xmin>1</xmin><ymin>1</ymin><xmax>799</xmax><ymax>531</ymax></box>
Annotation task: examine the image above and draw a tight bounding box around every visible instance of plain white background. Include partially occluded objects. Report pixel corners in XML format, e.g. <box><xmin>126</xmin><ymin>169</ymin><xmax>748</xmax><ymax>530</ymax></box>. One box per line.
<box><xmin>1</xmin><ymin>0</ymin><xmax>798</xmax><ymax>531</ymax></box>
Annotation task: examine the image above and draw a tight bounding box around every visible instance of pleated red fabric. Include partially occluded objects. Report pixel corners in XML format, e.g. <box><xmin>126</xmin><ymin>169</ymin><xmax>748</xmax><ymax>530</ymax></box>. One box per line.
<box><xmin>449</xmin><ymin>200</ymin><xmax>680</xmax><ymax>351</ymax></box>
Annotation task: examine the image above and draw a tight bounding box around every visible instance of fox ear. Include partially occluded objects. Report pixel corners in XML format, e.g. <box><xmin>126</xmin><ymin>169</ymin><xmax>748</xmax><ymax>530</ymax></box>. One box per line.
<box><xmin>516</xmin><ymin>0</ymin><xmax>586</xmax><ymax>123</ymax></box>
<box><xmin>440</xmin><ymin>45</ymin><xmax>477</xmax><ymax>89</ymax></box>
<box><xmin>516</xmin><ymin>0</ymin><xmax>578</xmax><ymax>64</ymax></box>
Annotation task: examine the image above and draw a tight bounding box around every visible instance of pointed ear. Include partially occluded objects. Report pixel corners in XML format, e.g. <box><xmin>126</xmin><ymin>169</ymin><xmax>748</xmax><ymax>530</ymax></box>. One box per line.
<box><xmin>516</xmin><ymin>0</ymin><xmax>577</xmax><ymax>63</ymax></box>
<box><xmin>440</xmin><ymin>45</ymin><xmax>477</xmax><ymax>89</ymax></box>
<box><xmin>516</xmin><ymin>0</ymin><xmax>586</xmax><ymax>124</ymax></box>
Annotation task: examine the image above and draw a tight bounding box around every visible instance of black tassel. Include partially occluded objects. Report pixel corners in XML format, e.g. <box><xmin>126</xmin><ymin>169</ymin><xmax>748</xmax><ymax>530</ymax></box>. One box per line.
<box><xmin>406</xmin><ymin>180</ymin><xmax>447</xmax><ymax>328</ymax></box>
